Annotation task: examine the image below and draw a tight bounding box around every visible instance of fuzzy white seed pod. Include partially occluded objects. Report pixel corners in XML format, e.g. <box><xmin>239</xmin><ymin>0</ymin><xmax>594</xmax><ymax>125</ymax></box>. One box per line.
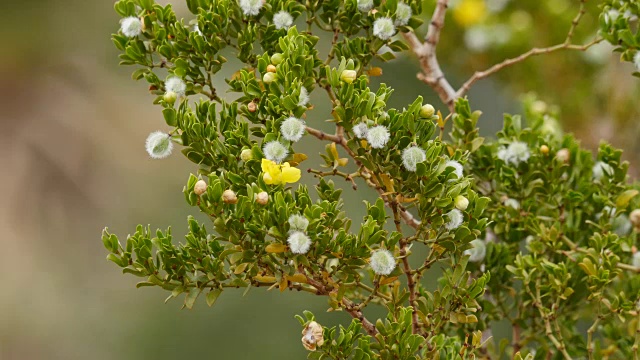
<box><xmin>263</xmin><ymin>141</ymin><xmax>289</xmax><ymax>163</ymax></box>
<box><xmin>340</xmin><ymin>70</ymin><xmax>357</xmax><ymax>84</ymax></box>
<box><xmin>298</xmin><ymin>87</ymin><xmax>310</xmax><ymax>107</ymax></box>
<box><xmin>445</xmin><ymin>160</ymin><xmax>464</xmax><ymax>180</ymax></box>
<box><xmin>556</xmin><ymin>148</ymin><xmax>570</xmax><ymax>163</ymax></box>
<box><xmin>239</xmin><ymin>0</ymin><xmax>264</xmax><ymax>16</ymax></box>
<box><xmin>288</xmin><ymin>231</ymin><xmax>312</xmax><ymax>254</ymax></box>
<box><xmin>504</xmin><ymin>198</ymin><xmax>520</xmax><ymax>210</ymax></box>
<box><xmin>255</xmin><ymin>191</ymin><xmax>269</xmax><ymax>205</ymax></box>
<box><xmin>464</xmin><ymin>239</ymin><xmax>486</xmax><ymax>263</ymax></box>
<box><xmin>241</xmin><ymin>149</ymin><xmax>253</xmax><ymax>161</ymax></box>
<box><xmin>373</xmin><ymin>17</ymin><xmax>396</xmax><ymax>40</ymax></box>
<box><xmin>194</xmin><ymin>180</ymin><xmax>207</xmax><ymax>195</ymax></box>
<box><xmin>263</xmin><ymin>72</ymin><xmax>276</xmax><ymax>84</ymax></box>
<box><xmin>222</xmin><ymin>189</ymin><xmax>238</xmax><ymax>204</ymax></box>
<box><xmin>247</xmin><ymin>102</ymin><xmax>258</xmax><ymax>113</ymax></box>
<box><xmin>366</xmin><ymin>125</ymin><xmax>390</xmax><ymax>149</ymax></box>
<box><xmin>395</xmin><ymin>2</ymin><xmax>412</xmax><ymax>26</ymax></box>
<box><xmin>357</xmin><ymin>0</ymin><xmax>374</xmax><ymax>12</ymax></box>
<box><xmin>505</xmin><ymin>141</ymin><xmax>530</xmax><ymax>165</ymax></box>
<box><xmin>353</xmin><ymin>123</ymin><xmax>369</xmax><ymax>139</ymax></box>
<box><xmin>633</xmin><ymin>252</ymin><xmax>640</xmax><ymax>269</ymax></box>
<box><xmin>630</xmin><ymin>209</ymin><xmax>640</xmax><ymax>229</ymax></box>
<box><xmin>193</xmin><ymin>24</ymin><xmax>203</xmax><ymax>36</ymax></box>
<box><xmin>288</xmin><ymin>214</ymin><xmax>309</xmax><ymax>232</ymax></box>
<box><xmin>145</xmin><ymin>131</ymin><xmax>173</xmax><ymax>159</ymax></box>
<box><xmin>445</xmin><ymin>209</ymin><xmax>464</xmax><ymax>230</ymax></box>
<box><xmin>605</xmin><ymin>9</ymin><xmax>620</xmax><ymax>25</ymax></box>
<box><xmin>454</xmin><ymin>195</ymin><xmax>469</xmax><ymax>211</ymax></box>
<box><xmin>273</xmin><ymin>11</ymin><xmax>293</xmax><ymax>30</ymax></box>
<box><xmin>165</xmin><ymin>77</ymin><xmax>187</xmax><ymax>97</ymax></box>
<box><xmin>593</xmin><ymin>161</ymin><xmax>614</xmax><ymax>181</ymax></box>
<box><xmin>370</xmin><ymin>249</ymin><xmax>396</xmax><ymax>276</ymax></box>
<box><xmin>280</xmin><ymin>117</ymin><xmax>306</xmax><ymax>142</ymax></box>
<box><xmin>301</xmin><ymin>321</ymin><xmax>324</xmax><ymax>351</ymax></box>
<box><xmin>120</xmin><ymin>17</ymin><xmax>143</xmax><ymax>37</ymax></box>
<box><xmin>401</xmin><ymin>146</ymin><xmax>426</xmax><ymax>172</ymax></box>
<box><xmin>420</xmin><ymin>104</ymin><xmax>435</xmax><ymax>118</ymax></box>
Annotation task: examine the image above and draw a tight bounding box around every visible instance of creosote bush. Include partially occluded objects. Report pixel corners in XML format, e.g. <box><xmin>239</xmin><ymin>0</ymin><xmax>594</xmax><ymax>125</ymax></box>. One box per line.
<box><xmin>104</xmin><ymin>0</ymin><xmax>640</xmax><ymax>358</ymax></box>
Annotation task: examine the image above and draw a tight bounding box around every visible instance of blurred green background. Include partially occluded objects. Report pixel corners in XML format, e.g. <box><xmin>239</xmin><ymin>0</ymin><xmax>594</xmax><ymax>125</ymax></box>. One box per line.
<box><xmin>1</xmin><ymin>0</ymin><xmax>638</xmax><ymax>359</ymax></box>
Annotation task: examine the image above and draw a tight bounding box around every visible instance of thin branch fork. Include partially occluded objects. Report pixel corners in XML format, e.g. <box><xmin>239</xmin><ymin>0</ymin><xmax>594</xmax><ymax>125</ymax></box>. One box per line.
<box><xmin>456</xmin><ymin>38</ymin><xmax>602</xmax><ymax>98</ymax></box>
<box><xmin>306</xmin><ymin>125</ymin><xmax>422</xmax><ymax>229</ymax></box>
<box><xmin>403</xmin><ymin>0</ymin><xmax>599</xmax><ymax>109</ymax></box>
<box><xmin>304</xmin><ymin>276</ymin><xmax>378</xmax><ymax>336</ymax></box>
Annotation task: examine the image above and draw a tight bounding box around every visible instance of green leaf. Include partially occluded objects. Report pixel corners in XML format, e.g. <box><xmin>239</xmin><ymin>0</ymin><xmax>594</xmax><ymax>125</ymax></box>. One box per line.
<box><xmin>616</xmin><ymin>189</ymin><xmax>638</xmax><ymax>209</ymax></box>
<box><xmin>206</xmin><ymin>289</ymin><xmax>223</xmax><ymax>307</ymax></box>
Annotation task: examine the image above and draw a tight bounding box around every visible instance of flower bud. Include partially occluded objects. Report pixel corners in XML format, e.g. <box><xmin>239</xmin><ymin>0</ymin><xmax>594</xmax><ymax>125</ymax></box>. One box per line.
<box><xmin>454</xmin><ymin>195</ymin><xmax>469</xmax><ymax>210</ymax></box>
<box><xmin>263</xmin><ymin>72</ymin><xmax>276</xmax><ymax>84</ymax></box>
<box><xmin>540</xmin><ymin>144</ymin><xmax>549</xmax><ymax>155</ymax></box>
<box><xmin>247</xmin><ymin>102</ymin><xmax>257</xmax><ymax>113</ymax></box>
<box><xmin>340</xmin><ymin>69</ymin><xmax>357</xmax><ymax>84</ymax></box>
<box><xmin>266</xmin><ymin>64</ymin><xmax>277</xmax><ymax>73</ymax></box>
<box><xmin>630</xmin><ymin>209</ymin><xmax>640</xmax><ymax>229</ymax></box>
<box><xmin>222</xmin><ymin>189</ymin><xmax>238</xmax><ymax>204</ymax></box>
<box><xmin>240</xmin><ymin>149</ymin><xmax>253</xmax><ymax>161</ymax></box>
<box><xmin>556</xmin><ymin>148</ymin><xmax>570</xmax><ymax>163</ymax></box>
<box><xmin>271</xmin><ymin>53</ymin><xmax>284</xmax><ymax>65</ymax></box>
<box><xmin>163</xmin><ymin>91</ymin><xmax>177</xmax><ymax>104</ymax></box>
<box><xmin>194</xmin><ymin>180</ymin><xmax>207</xmax><ymax>195</ymax></box>
<box><xmin>420</xmin><ymin>104</ymin><xmax>435</xmax><ymax>118</ymax></box>
<box><xmin>256</xmin><ymin>191</ymin><xmax>269</xmax><ymax>205</ymax></box>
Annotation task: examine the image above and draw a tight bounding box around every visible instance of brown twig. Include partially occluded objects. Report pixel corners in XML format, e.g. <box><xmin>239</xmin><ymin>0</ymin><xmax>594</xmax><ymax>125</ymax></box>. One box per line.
<box><xmin>456</xmin><ymin>38</ymin><xmax>602</xmax><ymax>98</ymax></box>
<box><xmin>305</xmin><ymin>125</ymin><xmax>421</xmax><ymax>229</ymax></box>
<box><xmin>392</xmin><ymin>202</ymin><xmax>420</xmax><ymax>334</ymax></box>
<box><xmin>403</xmin><ymin>0</ymin><xmax>600</xmax><ymax>110</ymax></box>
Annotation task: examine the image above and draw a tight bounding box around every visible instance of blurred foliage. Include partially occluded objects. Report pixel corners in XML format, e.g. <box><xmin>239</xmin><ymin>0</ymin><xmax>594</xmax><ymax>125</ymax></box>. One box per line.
<box><xmin>437</xmin><ymin>0</ymin><xmax>640</xmax><ymax>159</ymax></box>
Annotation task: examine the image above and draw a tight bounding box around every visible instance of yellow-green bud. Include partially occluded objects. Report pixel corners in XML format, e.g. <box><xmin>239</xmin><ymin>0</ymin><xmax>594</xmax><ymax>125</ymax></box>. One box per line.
<box><xmin>163</xmin><ymin>91</ymin><xmax>177</xmax><ymax>104</ymax></box>
<box><xmin>340</xmin><ymin>69</ymin><xmax>357</xmax><ymax>84</ymax></box>
<box><xmin>420</xmin><ymin>104</ymin><xmax>435</xmax><ymax>118</ymax></box>
<box><xmin>271</xmin><ymin>53</ymin><xmax>284</xmax><ymax>65</ymax></box>
<box><xmin>222</xmin><ymin>189</ymin><xmax>238</xmax><ymax>204</ymax></box>
<box><xmin>194</xmin><ymin>180</ymin><xmax>207</xmax><ymax>196</ymax></box>
<box><xmin>454</xmin><ymin>195</ymin><xmax>469</xmax><ymax>211</ymax></box>
<box><xmin>241</xmin><ymin>149</ymin><xmax>253</xmax><ymax>161</ymax></box>
<box><xmin>266</xmin><ymin>64</ymin><xmax>277</xmax><ymax>73</ymax></box>
<box><xmin>540</xmin><ymin>145</ymin><xmax>549</xmax><ymax>155</ymax></box>
<box><xmin>263</xmin><ymin>72</ymin><xmax>276</xmax><ymax>84</ymax></box>
<box><xmin>256</xmin><ymin>191</ymin><xmax>269</xmax><ymax>205</ymax></box>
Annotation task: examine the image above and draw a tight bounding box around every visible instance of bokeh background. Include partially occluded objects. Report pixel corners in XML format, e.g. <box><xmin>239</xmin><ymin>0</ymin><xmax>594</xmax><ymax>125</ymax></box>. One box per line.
<box><xmin>1</xmin><ymin>0</ymin><xmax>639</xmax><ymax>359</ymax></box>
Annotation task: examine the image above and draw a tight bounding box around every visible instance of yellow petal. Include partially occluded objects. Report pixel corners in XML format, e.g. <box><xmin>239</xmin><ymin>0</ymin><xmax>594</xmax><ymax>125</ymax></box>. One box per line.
<box><xmin>261</xmin><ymin>158</ymin><xmax>273</xmax><ymax>172</ymax></box>
<box><xmin>263</xmin><ymin>172</ymin><xmax>274</xmax><ymax>184</ymax></box>
<box><xmin>281</xmin><ymin>164</ymin><xmax>301</xmax><ymax>184</ymax></box>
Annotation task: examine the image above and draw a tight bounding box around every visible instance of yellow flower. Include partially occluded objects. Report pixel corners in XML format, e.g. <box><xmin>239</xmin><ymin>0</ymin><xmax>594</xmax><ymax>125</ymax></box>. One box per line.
<box><xmin>454</xmin><ymin>0</ymin><xmax>486</xmax><ymax>27</ymax></box>
<box><xmin>261</xmin><ymin>159</ymin><xmax>301</xmax><ymax>185</ymax></box>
